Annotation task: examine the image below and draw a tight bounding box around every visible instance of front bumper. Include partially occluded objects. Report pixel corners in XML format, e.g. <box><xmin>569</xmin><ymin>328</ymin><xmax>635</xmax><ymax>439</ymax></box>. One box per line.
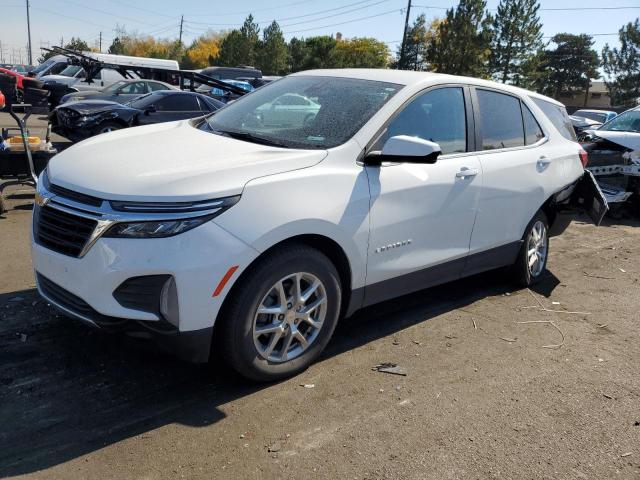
<box><xmin>32</xmin><ymin>211</ymin><xmax>259</xmax><ymax>361</ymax></box>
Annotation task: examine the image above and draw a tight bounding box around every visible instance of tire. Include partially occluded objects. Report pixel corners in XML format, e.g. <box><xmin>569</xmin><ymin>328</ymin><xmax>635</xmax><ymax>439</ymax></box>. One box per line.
<box><xmin>217</xmin><ymin>244</ymin><xmax>342</xmax><ymax>382</ymax></box>
<box><xmin>94</xmin><ymin>121</ymin><xmax>122</xmax><ymax>135</ymax></box>
<box><xmin>512</xmin><ymin>210</ymin><xmax>549</xmax><ymax>287</ymax></box>
<box><xmin>22</xmin><ymin>78</ymin><xmax>44</xmax><ymax>90</ymax></box>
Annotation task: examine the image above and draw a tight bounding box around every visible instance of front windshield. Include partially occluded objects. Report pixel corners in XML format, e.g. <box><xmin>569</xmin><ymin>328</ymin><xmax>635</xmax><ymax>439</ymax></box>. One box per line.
<box><xmin>103</xmin><ymin>81</ymin><xmax>127</xmax><ymax>93</ymax></box>
<box><xmin>205</xmin><ymin>76</ymin><xmax>401</xmax><ymax>149</ymax></box>
<box><xmin>58</xmin><ymin>65</ymin><xmax>84</xmax><ymax>77</ymax></box>
<box><xmin>575</xmin><ymin>111</ymin><xmax>606</xmax><ymax>123</ymax></box>
<box><xmin>32</xmin><ymin>57</ymin><xmax>59</xmax><ymax>74</ymax></box>
<box><xmin>598</xmin><ymin>109</ymin><xmax>640</xmax><ymax>133</ymax></box>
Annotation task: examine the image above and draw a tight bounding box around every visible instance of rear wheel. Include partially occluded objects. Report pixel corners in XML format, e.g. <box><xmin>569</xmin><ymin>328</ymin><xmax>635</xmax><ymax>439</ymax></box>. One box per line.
<box><xmin>216</xmin><ymin>244</ymin><xmax>341</xmax><ymax>382</ymax></box>
<box><xmin>512</xmin><ymin>211</ymin><xmax>549</xmax><ymax>287</ymax></box>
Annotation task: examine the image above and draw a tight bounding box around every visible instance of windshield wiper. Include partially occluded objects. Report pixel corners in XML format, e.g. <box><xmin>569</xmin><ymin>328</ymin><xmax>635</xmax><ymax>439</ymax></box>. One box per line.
<box><xmin>212</xmin><ymin>129</ymin><xmax>290</xmax><ymax>148</ymax></box>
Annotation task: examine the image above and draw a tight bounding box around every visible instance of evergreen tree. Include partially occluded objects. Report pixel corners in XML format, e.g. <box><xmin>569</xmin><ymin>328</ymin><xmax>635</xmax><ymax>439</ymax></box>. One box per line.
<box><xmin>533</xmin><ymin>33</ymin><xmax>600</xmax><ymax>100</ymax></box>
<box><xmin>489</xmin><ymin>0</ymin><xmax>543</xmax><ymax>85</ymax></box>
<box><xmin>217</xmin><ymin>15</ymin><xmax>260</xmax><ymax>67</ymax></box>
<box><xmin>108</xmin><ymin>37</ymin><xmax>125</xmax><ymax>55</ymax></box>
<box><xmin>426</xmin><ymin>0</ymin><xmax>493</xmax><ymax>77</ymax></box>
<box><xmin>397</xmin><ymin>14</ymin><xmax>429</xmax><ymax>71</ymax></box>
<box><xmin>288</xmin><ymin>37</ymin><xmax>308</xmax><ymax>72</ymax></box>
<box><xmin>257</xmin><ymin>21</ymin><xmax>288</xmax><ymax>75</ymax></box>
<box><xmin>602</xmin><ymin>19</ymin><xmax>640</xmax><ymax>107</ymax></box>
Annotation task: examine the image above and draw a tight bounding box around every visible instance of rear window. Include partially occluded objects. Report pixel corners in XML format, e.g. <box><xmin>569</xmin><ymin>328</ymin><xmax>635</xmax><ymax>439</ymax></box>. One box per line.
<box><xmin>532</xmin><ymin>97</ymin><xmax>576</xmax><ymax>141</ymax></box>
<box><xmin>477</xmin><ymin>89</ymin><xmax>524</xmax><ymax>150</ymax></box>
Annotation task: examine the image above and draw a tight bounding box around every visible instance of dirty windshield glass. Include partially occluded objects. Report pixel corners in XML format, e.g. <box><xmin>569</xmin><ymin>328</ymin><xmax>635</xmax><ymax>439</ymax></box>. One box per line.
<box><xmin>204</xmin><ymin>76</ymin><xmax>401</xmax><ymax>149</ymax></box>
<box><xmin>598</xmin><ymin>109</ymin><xmax>640</xmax><ymax>133</ymax></box>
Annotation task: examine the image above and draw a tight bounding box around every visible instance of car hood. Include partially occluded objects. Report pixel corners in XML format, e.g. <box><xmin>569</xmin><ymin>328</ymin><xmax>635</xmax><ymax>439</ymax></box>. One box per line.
<box><xmin>57</xmin><ymin>100</ymin><xmax>130</xmax><ymax>115</ymax></box>
<box><xmin>47</xmin><ymin>120</ymin><xmax>328</xmax><ymax>201</ymax></box>
<box><xmin>584</xmin><ymin>130</ymin><xmax>640</xmax><ymax>151</ymax></box>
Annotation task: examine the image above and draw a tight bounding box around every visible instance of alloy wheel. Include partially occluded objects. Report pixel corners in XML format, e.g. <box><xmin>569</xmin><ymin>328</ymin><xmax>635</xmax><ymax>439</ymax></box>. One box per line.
<box><xmin>527</xmin><ymin>220</ymin><xmax>548</xmax><ymax>277</ymax></box>
<box><xmin>253</xmin><ymin>272</ymin><xmax>327</xmax><ymax>363</ymax></box>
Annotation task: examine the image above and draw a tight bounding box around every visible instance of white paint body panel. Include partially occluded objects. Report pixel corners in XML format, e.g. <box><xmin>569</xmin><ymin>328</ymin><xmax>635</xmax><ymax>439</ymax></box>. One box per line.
<box><xmin>31</xmin><ymin>69</ymin><xmax>585</xmax><ymax>336</ymax></box>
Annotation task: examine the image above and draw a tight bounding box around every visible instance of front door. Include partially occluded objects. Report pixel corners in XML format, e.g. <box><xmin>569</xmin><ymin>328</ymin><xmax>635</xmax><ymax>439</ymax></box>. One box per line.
<box><xmin>364</xmin><ymin>86</ymin><xmax>482</xmax><ymax>305</ymax></box>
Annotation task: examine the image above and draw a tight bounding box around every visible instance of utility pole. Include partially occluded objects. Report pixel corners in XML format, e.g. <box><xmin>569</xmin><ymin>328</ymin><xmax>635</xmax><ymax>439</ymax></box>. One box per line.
<box><xmin>26</xmin><ymin>0</ymin><xmax>33</xmax><ymax>65</ymax></box>
<box><xmin>179</xmin><ymin>15</ymin><xmax>184</xmax><ymax>45</ymax></box>
<box><xmin>99</xmin><ymin>31</ymin><xmax>102</xmax><ymax>52</ymax></box>
<box><xmin>398</xmin><ymin>0</ymin><xmax>412</xmax><ymax>70</ymax></box>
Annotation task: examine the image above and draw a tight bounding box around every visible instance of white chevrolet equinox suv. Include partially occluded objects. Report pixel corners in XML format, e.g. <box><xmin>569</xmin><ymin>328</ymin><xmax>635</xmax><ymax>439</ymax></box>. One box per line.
<box><xmin>31</xmin><ymin>70</ymin><xmax>607</xmax><ymax>381</ymax></box>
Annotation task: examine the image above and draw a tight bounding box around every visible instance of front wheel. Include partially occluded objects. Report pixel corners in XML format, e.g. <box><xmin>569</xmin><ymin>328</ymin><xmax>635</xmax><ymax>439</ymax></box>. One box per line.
<box><xmin>94</xmin><ymin>121</ymin><xmax>122</xmax><ymax>135</ymax></box>
<box><xmin>216</xmin><ymin>244</ymin><xmax>342</xmax><ymax>382</ymax></box>
<box><xmin>512</xmin><ymin>211</ymin><xmax>549</xmax><ymax>287</ymax></box>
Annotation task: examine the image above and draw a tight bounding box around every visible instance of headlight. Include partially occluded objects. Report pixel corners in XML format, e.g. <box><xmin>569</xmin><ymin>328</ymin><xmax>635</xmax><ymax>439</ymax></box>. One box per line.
<box><xmin>104</xmin><ymin>195</ymin><xmax>240</xmax><ymax>239</ymax></box>
<box><xmin>103</xmin><ymin>214</ymin><xmax>215</xmax><ymax>239</ymax></box>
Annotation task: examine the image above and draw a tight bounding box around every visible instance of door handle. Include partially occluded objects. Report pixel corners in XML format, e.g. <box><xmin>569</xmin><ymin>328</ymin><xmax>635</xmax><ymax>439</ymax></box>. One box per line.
<box><xmin>456</xmin><ymin>167</ymin><xmax>479</xmax><ymax>179</ymax></box>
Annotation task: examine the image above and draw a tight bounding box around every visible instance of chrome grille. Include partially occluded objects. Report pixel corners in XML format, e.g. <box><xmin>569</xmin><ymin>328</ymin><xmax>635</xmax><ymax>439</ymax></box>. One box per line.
<box><xmin>34</xmin><ymin>205</ymin><xmax>97</xmax><ymax>257</ymax></box>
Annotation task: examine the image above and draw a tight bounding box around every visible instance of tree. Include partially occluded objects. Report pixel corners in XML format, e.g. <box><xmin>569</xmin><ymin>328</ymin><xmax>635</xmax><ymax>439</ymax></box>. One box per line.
<box><xmin>38</xmin><ymin>37</ymin><xmax>89</xmax><ymax>63</ymax></box>
<box><xmin>288</xmin><ymin>37</ymin><xmax>308</xmax><ymax>72</ymax></box>
<box><xmin>108</xmin><ymin>37</ymin><xmax>125</xmax><ymax>55</ymax></box>
<box><xmin>396</xmin><ymin>15</ymin><xmax>440</xmax><ymax>71</ymax></box>
<box><xmin>330</xmin><ymin>37</ymin><xmax>389</xmax><ymax>68</ymax></box>
<box><xmin>602</xmin><ymin>19</ymin><xmax>640</xmax><ymax>107</ymax></box>
<box><xmin>426</xmin><ymin>0</ymin><xmax>493</xmax><ymax>77</ymax></box>
<box><xmin>533</xmin><ymin>34</ymin><xmax>600</xmax><ymax>100</ymax></box>
<box><xmin>257</xmin><ymin>21</ymin><xmax>288</xmax><ymax>75</ymax></box>
<box><xmin>183</xmin><ymin>31</ymin><xmax>224</xmax><ymax>68</ymax></box>
<box><xmin>489</xmin><ymin>0</ymin><xmax>543</xmax><ymax>85</ymax></box>
<box><xmin>217</xmin><ymin>15</ymin><xmax>260</xmax><ymax>66</ymax></box>
<box><xmin>302</xmin><ymin>36</ymin><xmax>337</xmax><ymax>69</ymax></box>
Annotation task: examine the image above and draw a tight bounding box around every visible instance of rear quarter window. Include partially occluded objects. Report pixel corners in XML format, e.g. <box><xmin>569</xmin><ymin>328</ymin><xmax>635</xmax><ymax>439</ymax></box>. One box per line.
<box><xmin>531</xmin><ymin>97</ymin><xmax>576</xmax><ymax>141</ymax></box>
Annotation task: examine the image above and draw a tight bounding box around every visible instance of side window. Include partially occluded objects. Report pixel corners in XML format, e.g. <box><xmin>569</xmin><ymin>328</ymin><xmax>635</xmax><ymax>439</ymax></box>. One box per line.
<box><xmin>476</xmin><ymin>89</ymin><xmax>524</xmax><ymax>150</ymax></box>
<box><xmin>120</xmin><ymin>82</ymin><xmax>146</xmax><ymax>95</ymax></box>
<box><xmin>531</xmin><ymin>97</ymin><xmax>577</xmax><ymax>141</ymax></box>
<box><xmin>379</xmin><ymin>87</ymin><xmax>467</xmax><ymax>155</ymax></box>
<box><xmin>148</xmin><ymin>82</ymin><xmax>168</xmax><ymax>92</ymax></box>
<box><xmin>155</xmin><ymin>95</ymin><xmax>199</xmax><ymax>111</ymax></box>
<box><xmin>522</xmin><ymin>104</ymin><xmax>545</xmax><ymax>145</ymax></box>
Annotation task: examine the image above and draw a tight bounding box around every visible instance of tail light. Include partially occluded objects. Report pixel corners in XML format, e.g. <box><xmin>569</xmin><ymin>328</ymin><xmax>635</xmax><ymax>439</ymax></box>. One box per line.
<box><xmin>578</xmin><ymin>149</ymin><xmax>589</xmax><ymax>168</ymax></box>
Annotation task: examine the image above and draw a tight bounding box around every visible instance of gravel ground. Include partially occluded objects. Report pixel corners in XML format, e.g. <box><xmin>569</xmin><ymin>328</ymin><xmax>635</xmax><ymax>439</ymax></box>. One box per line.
<box><xmin>1</xmin><ymin>142</ymin><xmax>639</xmax><ymax>479</ymax></box>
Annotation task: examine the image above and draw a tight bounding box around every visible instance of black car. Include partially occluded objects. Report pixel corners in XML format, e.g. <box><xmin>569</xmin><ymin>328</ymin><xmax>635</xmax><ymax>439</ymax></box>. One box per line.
<box><xmin>52</xmin><ymin>91</ymin><xmax>224</xmax><ymax>142</ymax></box>
<box><xmin>59</xmin><ymin>79</ymin><xmax>177</xmax><ymax>105</ymax></box>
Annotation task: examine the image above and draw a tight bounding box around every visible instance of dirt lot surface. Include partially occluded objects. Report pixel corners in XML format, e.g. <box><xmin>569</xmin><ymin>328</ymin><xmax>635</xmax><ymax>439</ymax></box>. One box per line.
<box><xmin>1</xmin><ymin>157</ymin><xmax>640</xmax><ymax>478</ymax></box>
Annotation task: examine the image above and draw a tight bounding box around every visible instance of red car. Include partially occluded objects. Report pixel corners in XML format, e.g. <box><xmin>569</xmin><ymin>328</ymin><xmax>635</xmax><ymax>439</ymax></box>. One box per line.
<box><xmin>0</xmin><ymin>90</ymin><xmax>5</xmax><ymax>109</ymax></box>
<box><xmin>0</xmin><ymin>67</ymin><xmax>24</xmax><ymax>89</ymax></box>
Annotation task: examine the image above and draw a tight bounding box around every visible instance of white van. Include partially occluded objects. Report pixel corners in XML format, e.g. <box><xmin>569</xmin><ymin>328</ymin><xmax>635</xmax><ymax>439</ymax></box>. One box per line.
<box><xmin>38</xmin><ymin>52</ymin><xmax>179</xmax><ymax>91</ymax></box>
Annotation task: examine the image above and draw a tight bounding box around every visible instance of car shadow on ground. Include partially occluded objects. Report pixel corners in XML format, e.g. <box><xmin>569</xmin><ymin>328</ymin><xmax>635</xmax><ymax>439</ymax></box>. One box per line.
<box><xmin>0</xmin><ymin>268</ymin><xmax>560</xmax><ymax>477</ymax></box>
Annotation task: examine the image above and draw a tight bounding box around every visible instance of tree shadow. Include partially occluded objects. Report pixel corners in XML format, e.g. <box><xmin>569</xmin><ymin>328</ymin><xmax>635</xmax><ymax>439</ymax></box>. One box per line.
<box><xmin>0</xmin><ymin>268</ymin><xmax>559</xmax><ymax>477</ymax></box>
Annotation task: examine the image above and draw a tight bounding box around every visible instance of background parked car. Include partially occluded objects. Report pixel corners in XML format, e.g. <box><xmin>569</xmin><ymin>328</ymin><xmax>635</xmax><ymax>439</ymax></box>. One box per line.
<box><xmin>571</xmin><ymin>114</ymin><xmax>602</xmax><ymax>135</ymax></box>
<box><xmin>255</xmin><ymin>92</ymin><xmax>320</xmax><ymax>127</ymax></box>
<box><xmin>59</xmin><ymin>79</ymin><xmax>177</xmax><ymax>105</ymax></box>
<box><xmin>0</xmin><ymin>68</ymin><xmax>24</xmax><ymax>90</ymax></box>
<box><xmin>200</xmin><ymin>79</ymin><xmax>254</xmax><ymax>103</ymax></box>
<box><xmin>51</xmin><ymin>90</ymin><xmax>224</xmax><ymax>141</ymax></box>
<box><xmin>573</xmin><ymin>109</ymin><xmax>617</xmax><ymax>125</ymax></box>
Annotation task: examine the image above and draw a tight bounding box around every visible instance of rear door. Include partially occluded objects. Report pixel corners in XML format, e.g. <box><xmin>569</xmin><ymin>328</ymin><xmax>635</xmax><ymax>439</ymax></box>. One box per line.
<box><xmin>139</xmin><ymin>94</ymin><xmax>202</xmax><ymax>124</ymax></box>
<box><xmin>466</xmin><ymin>88</ymin><xmax>560</xmax><ymax>269</ymax></box>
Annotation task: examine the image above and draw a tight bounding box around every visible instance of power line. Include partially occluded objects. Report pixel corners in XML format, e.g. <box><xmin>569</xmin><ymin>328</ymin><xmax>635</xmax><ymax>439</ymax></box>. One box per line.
<box><xmin>413</xmin><ymin>4</ymin><xmax>640</xmax><ymax>10</ymax></box>
<box><xmin>55</xmin><ymin>0</ymin><xmax>168</xmax><ymax>28</ymax></box>
<box><xmin>283</xmin><ymin>7</ymin><xmax>404</xmax><ymax>34</ymax></box>
<box><xmin>184</xmin><ymin>0</ymin><xmax>388</xmax><ymax>27</ymax></box>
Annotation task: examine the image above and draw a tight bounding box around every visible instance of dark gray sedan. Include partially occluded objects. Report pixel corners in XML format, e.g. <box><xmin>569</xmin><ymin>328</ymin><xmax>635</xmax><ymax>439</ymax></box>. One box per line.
<box><xmin>59</xmin><ymin>80</ymin><xmax>177</xmax><ymax>105</ymax></box>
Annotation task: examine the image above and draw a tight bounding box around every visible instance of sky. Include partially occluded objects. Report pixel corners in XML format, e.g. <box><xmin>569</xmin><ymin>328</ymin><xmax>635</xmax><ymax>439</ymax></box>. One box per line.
<box><xmin>0</xmin><ymin>0</ymin><xmax>637</xmax><ymax>65</ymax></box>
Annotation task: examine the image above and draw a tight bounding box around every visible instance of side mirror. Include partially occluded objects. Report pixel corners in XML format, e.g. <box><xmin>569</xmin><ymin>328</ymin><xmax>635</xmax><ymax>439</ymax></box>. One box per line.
<box><xmin>145</xmin><ymin>105</ymin><xmax>157</xmax><ymax>115</ymax></box>
<box><xmin>365</xmin><ymin>135</ymin><xmax>441</xmax><ymax>165</ymax></box>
